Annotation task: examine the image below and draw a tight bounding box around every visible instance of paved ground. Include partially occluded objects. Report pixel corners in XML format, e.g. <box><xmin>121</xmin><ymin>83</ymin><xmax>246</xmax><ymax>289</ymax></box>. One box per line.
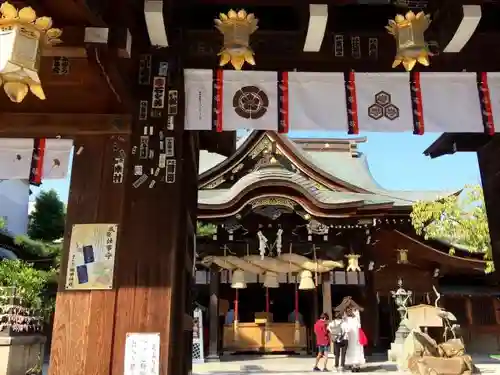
<box><xmin>42</xmin><ymin>354</ymin><xmax>500</xmax><ymax>374</ymax></box>
<box><xmin>192</xmin><ymin>355</ymin><xmax>500</xmax><ymax>375</ymax></box>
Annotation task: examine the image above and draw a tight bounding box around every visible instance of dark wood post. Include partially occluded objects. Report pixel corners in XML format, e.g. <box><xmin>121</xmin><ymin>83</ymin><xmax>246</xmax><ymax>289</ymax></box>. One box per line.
<box><xmin>49</xmin><ymin>53</ymin><xmax>199</xmax><ymax>375</ymax></box>
<box><xmin>477</xmin><ymin>136</ymin><xmax>500</xmax><ymax>280</ymax></box>
<box><xmin>207</xmin><ymin>266</ymin><xmax>220</xmax><ymax>361</ymax></box>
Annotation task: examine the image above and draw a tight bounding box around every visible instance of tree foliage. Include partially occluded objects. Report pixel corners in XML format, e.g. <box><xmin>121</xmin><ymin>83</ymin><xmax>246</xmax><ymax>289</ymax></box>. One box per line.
<box><xmin>28</xmin><ymin>190</ymin><xmax>66</xmax><ymax>242</ymax></box>
<box><xmin>196</xmin><ymin>222</ymin><xmax>217</xmax><ymax>237</ymax></box>
<box><xmin>411</xmin><ymin>185</ymin><xmax>493</xmax><ymax>273</ymax></box>
<box><xmin>0</xmin><ymin>259</ymin><xmax>55</xmax><ymax>310</ymax></box>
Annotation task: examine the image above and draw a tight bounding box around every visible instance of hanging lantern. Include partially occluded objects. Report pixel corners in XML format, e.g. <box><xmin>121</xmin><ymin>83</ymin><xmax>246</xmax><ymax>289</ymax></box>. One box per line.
<box><xmin>397</xmin><ymin>248</ymin><xmax>409</xmax><ymax>264</ymax></box>
<box><xmin>263</xmin><ymin>272</ymin><xmax>279</xmax><ymax>288</ymax></box>
<box><xmin>231</xmin><ymin>269</ymin><xmax>247</xmax><ymax>289</ymax></box>
<box><xmin>214</xmin><ymin>9</ymin><xmax>258</xmax><ymax>70</ymax></box>
<box><xmin>385</xmin><ymin>11</ymin><xmax>431</xmax><ymax>72</ymax></box>
<box><xmin>298</xmin><ymin>270</ymin><xmax>315</xmax><ymax>290</ymax></box>
<box><xmin>0</xmin><ymin>2</ymin><xmax>63</xmax><ymax>103</ymax></box>
<box><xmin>345</xmin><ymin>254</ymin><xmax>361</xmax><ymax>272</ymax></box>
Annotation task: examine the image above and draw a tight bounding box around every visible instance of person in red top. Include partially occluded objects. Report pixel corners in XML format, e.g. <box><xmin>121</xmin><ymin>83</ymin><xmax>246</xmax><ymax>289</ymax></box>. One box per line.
<box><xmin>313</xmin><ymin>313</ymin><xmax>330</xmax><ymax>371</ymax></box>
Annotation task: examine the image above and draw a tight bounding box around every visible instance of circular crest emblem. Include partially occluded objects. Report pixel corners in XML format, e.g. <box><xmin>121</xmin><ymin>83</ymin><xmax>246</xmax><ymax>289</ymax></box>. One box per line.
<box><xmin>233</xmin><ymin>86</ymin><xmax>269</xmax><ymax>119</ymax></box>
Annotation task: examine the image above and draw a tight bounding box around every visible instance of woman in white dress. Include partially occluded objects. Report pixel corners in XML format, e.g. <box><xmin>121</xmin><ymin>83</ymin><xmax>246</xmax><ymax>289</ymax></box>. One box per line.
<box><xmin>344</xmin><ymin>308</ymin><xmax>365</xmax><ymax>372</ymax></box>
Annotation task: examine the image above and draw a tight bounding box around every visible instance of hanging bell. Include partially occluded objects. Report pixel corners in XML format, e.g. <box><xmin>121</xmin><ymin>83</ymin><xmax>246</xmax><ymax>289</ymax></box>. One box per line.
<box><xmin>231</xmin><ymin>269</ymin><xmax>247</xmax><ymax>289</ymax></box>
<box><xmin>263</xmin><ymin>272</ymin><xmax>279</xmax><ymax>288</ymax></box>
<box><xmin>298</xmin><ymin>270</ymin><xmax>315</xmax><ymax>290</ymax></box>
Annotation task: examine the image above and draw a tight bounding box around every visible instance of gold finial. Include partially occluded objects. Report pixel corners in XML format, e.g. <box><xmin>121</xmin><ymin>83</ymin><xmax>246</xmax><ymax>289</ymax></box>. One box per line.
<box><xmin>386</xmin><ymin>11</ymin><xmax>431</xmax><ymax>71</ymax></box>
<box><xmin>214</xmin><ymin>9</ymin><xmax>258</xmax><ymax>70</ymax></box>
<box><xmin>0</xmin><ymin>2</ymin><xmax>63</xmax><ymax>103</ymax></box>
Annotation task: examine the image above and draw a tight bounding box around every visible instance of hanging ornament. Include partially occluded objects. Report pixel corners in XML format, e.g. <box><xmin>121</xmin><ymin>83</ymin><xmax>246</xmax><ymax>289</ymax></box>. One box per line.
<box><xmin>0</xmin><ymin>2</ymin><xmax>63</xmax><ymax>103</ymax></box>
<box><xmin>385</xmin><ymin>11</ymin><xmax>431</xmax><ymax>71</ymax></box>
<box><xmin>275</xmin><ymin>228</ymin><xmax>283</xmax><ymax>255</ymax></box>
<box><xmin>231</xmin><ymin>269</ymin><xmax>247</xmax><ymax>289</ymax></box>
<box><xmin>263</xmin><ymin>271</ymin><xmax>279</xmax><ymax>288</ymax></box>
<box><xmin>298</xmin><ymin>270</ymin><xmax>315</xmax><ymax>290</ymax></box>
<box><xmin>214</xmin><ymin>9</ymin><xmax>258</xmax><ymax>70</ymax></box>
<box><xmin>345</xmin><ymin>254</ymin><xmax>361</xmax><ymax>272</ymax></box>
<box><xmin>397</xmin><ymin>248</ymin><xmax>409</xmax><ymax>264</ymax></box>
<box><xmin>257</xmin><ymin>230</ymin><xmax>268</xmax><ymax>259</ymax></box>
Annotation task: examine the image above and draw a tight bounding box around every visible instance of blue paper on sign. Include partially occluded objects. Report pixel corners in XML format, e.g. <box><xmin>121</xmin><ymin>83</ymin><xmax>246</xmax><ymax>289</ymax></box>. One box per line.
<box><xmin>83</xmin><ymin>245</ymin><xmax>95</xmax><ymax>264</ymax></box>
<box><xmin>76</xmin><ymin>265</ymin><xmax>89</xmax><ymax>284</ymax></box>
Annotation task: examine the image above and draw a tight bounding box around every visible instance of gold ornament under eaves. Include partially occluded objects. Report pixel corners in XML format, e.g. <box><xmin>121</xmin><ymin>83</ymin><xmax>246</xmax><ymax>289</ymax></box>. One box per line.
<box><xmin>0</xmin><ymin>2</ymin><xmax>63</xmax><ymax>103</ymax></box>
<box><xmin>214</xmin><ymin>9</ymin><xmax>258</xmax><ymax>70</ymax></box>
<box><xmin>386</xmin><ymin>11</ymin><xmax>431</xmax><ymax>72</ymax></box>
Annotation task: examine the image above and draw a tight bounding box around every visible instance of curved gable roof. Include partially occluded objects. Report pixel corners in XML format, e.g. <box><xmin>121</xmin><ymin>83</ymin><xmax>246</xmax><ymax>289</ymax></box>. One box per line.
<box><xmin>198</xmin><ymin>131</ymin><xmax>454</xmax><ymax>206</ymax></box>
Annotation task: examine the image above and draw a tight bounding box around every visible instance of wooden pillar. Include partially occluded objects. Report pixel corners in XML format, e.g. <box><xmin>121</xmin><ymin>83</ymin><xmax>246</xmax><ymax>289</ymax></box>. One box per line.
<box><xmin>207</xmin><ymin>267</ymin><xmax>220</xmax><ymax>361</ymax></box>
<box><xmin>477</xmin><ymin>136</ymin><xmax>500</xmax><ymax>280</ymax></box>
<box><xmin>322</xmin><ymin>274</ymin><xmax>332</xmax><ymax>319</ymax></box>
<box><xmin>49</xmin><ymin>53</ymin><xmax>199</xmax><ymax>375</ymax></box>
<box><xmin>49</xmin><ymin>134</ymin><xmax>129</xmax><ymax>375</ymax></box>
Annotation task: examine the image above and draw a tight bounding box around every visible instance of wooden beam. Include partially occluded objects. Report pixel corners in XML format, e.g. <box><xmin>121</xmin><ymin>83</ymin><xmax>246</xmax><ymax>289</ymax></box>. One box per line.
<box><xmin>0</xmin><ymin>113</ymin><xmax>131</xmax><ymax>137</ymax></box>
<box><xmin>303</xmin><ymin>4</ymin><xmax>328</xmax><ymax>52</ymax></box>
<box><xmin>185</xmin><ymin>30</ymin><xmax>500</xmax><ymax>72</ymax></box>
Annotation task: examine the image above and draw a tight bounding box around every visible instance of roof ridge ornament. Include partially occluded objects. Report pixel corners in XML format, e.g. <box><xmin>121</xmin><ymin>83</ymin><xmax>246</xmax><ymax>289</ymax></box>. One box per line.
<box><xmin>0</xmin><ymin>2</ymin><xmax>63</xmax><ymax>103</ymax></box>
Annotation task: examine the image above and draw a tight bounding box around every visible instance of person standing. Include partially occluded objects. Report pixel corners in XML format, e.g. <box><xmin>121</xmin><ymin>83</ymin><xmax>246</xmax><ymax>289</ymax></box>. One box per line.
<box><xmin>328</xmin><ymin>312</ymin><xmax>349</xmax><ymax>372</ymax></box>
<box><xmin>344</xmin><ymin>307</ymin><xmax>366</xmax><ymax>372</ymax></box>
<box><xmin>313</xmin><ymin>313</ymin><xmax>330</xmax><ymax>371</ymax></box>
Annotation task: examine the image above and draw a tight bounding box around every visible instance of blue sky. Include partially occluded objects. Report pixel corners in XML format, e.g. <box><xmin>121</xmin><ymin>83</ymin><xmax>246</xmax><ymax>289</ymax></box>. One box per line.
<box><xmin>31</xmin><ymin>132</ymin><xmax>481</xmax><ymax>203</ymax></box>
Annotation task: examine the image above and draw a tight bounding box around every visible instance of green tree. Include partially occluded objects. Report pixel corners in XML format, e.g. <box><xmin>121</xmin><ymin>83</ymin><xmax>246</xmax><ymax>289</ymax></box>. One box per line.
<box><xmin>28</xmin><ymin>190</ymin><xmax>65</xmax><ymax>242</ymax></box>
<box><xmin>411</xmin><ymin>185</ymin><xmax>493</xmax><ymax>273</ymax></box>
<box><xmin>196</xmin><ymin>222</ymin><xmax>217</xmax><ymax>237</ymax></box>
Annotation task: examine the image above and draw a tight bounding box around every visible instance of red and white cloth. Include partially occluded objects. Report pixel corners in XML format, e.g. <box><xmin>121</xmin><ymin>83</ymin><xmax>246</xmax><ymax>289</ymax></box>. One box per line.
<box><xmin>184</xmin><ymin>69</ymin><xmax>499</xmax><ymax>134</ymax></box>
<box><xmin>0</xmin><ymin>138</ymin><xmax>72</xmax><ymax>181</ymax></box>
<box><xmin>30</xmin><ymin>139</ymin><xmax>73</xmax><ymax>184</ymax></box>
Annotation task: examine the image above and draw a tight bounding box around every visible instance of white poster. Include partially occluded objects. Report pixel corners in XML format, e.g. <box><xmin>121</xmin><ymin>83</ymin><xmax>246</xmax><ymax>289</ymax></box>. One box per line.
<box><xmin>65</xmin><ymin>223</ymin><xmax>118</xmax><ymax>290</ymax></box>
<box><xmin>124</xmin><ymin>333</ymin><xmax>160</xmax><ymax>375</ymax></box>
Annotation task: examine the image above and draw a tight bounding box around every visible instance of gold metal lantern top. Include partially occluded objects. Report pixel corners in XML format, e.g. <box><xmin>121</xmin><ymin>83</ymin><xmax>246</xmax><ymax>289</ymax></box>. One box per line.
<box><xmin>386</xmin><ymin>11</ymin><xmax>431</xmax><ymax>72</ymax></box>
<box><xmin>0</xmin><ymin>2</ymin><xmax>63</xmax><ymax>103</ymax></box>
<box><xmin>214</xmin><ymin>9</ymin><xmax>258</xmax><ymax>71</ymax></box>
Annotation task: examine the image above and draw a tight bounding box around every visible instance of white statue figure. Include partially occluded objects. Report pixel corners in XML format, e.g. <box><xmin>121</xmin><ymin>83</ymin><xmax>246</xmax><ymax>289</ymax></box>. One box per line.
<box><xmin>275</xmin><ymin>228</ymin><xmax>283</xmax><ymax>255</ymax></box>
<box><xmin>257</xmin><ymin>231</ymin><xmax>268</xmax><ymax>259</ymax></box>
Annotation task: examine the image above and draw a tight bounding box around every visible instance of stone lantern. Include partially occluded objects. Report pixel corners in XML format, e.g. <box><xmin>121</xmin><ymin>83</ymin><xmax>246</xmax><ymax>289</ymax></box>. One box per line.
<box><xmin>0</xmin><ymin>2</ymin><xmax>62</xmax><ymax>103</ymax></box>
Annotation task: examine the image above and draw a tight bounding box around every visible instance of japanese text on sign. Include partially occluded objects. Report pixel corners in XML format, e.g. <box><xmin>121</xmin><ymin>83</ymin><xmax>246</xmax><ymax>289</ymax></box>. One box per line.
<box><xmin>124</xmin><ymin>333</ymin><xmax>160</xmax><ymax>375</ymax></box>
